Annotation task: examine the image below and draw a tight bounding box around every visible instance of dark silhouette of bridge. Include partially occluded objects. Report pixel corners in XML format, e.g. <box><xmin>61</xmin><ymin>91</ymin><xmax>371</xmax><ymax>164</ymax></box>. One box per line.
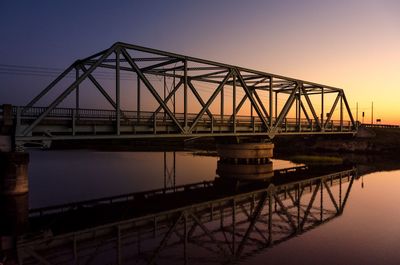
<box><xmin>0</xmin><ymin>42</ymin><xmax>356</xmax><ymax>149</ymax></box>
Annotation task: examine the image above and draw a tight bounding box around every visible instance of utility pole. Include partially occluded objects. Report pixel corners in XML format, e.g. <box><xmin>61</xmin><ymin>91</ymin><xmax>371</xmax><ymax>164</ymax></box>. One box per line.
<box><xmin>356</xmin><ymin>102</ymin><xmax>358</xmax><ymax>123</ymax></box>
<box><xmin>371</xmin><ymin>101</ymin><xmax>374</xmax><ymax>125</ymax></box>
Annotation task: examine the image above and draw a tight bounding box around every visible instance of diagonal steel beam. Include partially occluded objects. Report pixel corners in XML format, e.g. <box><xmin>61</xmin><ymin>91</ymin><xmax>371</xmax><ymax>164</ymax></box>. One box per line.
<box><xmin>140</xmin><ymin>58</ymin><xmax>182</xmax><ymax>72</ymax></box>
<box><xmin>23</xmin><ymin>63</ymin><xmax>76</xmax><ymax>113</ymax></box>
<box><xmin>121</xmin><ymin>48</ymin><xmax>185</xmax><ymax>133</ymax></box>
<box><xmin>324</xmin><ymin>91</ymin><xmax>341</xmax><ymax>128</ymax></box>
<box><xmin>272</xmin><ymin>83</ymin><xmax>298</xmax><ymax>132</ymax></box>
<box><xmin>188</xmin><ymin>72</ymin><xmax>231</xmax><ymax>132</ymax></box>
<box><xmin>235</xmin><ymin>192</ymin><xmax>268</xmax><ymax>258</ymax></box>
<box><xmin>323</xmin><ymin>180</ymin><xmax>339</xmax><ymax>213</ymax></box>
<box><xmin>274</xmin><ymin>195</ymin><xmax>297</xmax><ymax>231</ymax></box>
<box><xmin>236</xmin><ymin>70</ymin><xmax>269</xmax><ymax>130</ymax></box>
<box><xmin>234</xmin><ymin>93</ymin><xmax>248</xmax><ymax>115</ymax></box>
<box><xmin>189</xmin><ymin>213</ymin><xmax>228</xmax><ymax>256</ymax></box>
<box><xmin>342</xmin><ymin>92</ymin><xmax>356</xmax><ymax>128</ymax></box>
<box><xmin>253</xmin><ymin>89</ymin><xmax>269</xmax><ymax>119</ymax></box>
<box><xmin>301</xmin><ymin>86</ymin><xmax>321</xmax><ymax>129</ymax></box>
<box><xmin>191</xmin><ymin>69</ymin><xmax>229</xmax><ymax>79</ymax></box>
<box><xmin>149</xmin><ymin>212</ymin><xmax>184</xmax><ymax>265</ymax></box>
<box><xmin>300</xmin><ymin>182</ymin><xmax>320</xmax><ymax>229</ymax></box>
<box><xmin>22</xmin><ymin>46</ymin><xmax>115</xmax><ymax>136</ymax></box>
<box><xmin>79</xmin><ymin>64</ymin><xmax>117</xmax><ymax>110</ymax></box>
<box><xmin>154</xmin><ymin>79</ymin><xmax>183</xmax><ymax>115</ymax></box>
<box><xmin>187</xmin><ymin>80</ymin><xmax>214</xmax><ymax>121</ymax></box>
<box><xmin>79</xmin><ymin>64</ymin><xmax>129</xmax><ymax>121</ymax></box>
<box><xmin>340</xmin><ymin>174</ymin><xmax>355</xmax><ymax>212</ymax></box>
<box><xmin>300</xmin><ymin>100</ymin><xmax>312</xmax><ymax>126</ymax></box>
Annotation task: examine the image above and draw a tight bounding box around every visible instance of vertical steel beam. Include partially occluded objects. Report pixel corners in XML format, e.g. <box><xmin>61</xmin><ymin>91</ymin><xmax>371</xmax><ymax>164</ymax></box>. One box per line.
<box><xmin>340</xmin><ymin>93</ymin><xmax>343</xmax><ymax>131</ymax></box>
<box><xmin>184</xmin><ymin>60</ymin><xmax>188</xmax><ymax>129</ymax></box>
<box><xmin>173</xmin><ymin>152</ymin><xmax>176</xmax><ymax>189</ymax></box>
<box><xmin>268</xmin><ymin>194</ymin><xmax>273</xmax><ymax>244</ymax></box>
<box><xmin>295</xmin><ymin>94</ymin><xmax>299</xmax><ymax>127</ymax></box>
<box><xmin>342</xmin><ymin>93</ymin><xmax>356</xmax><ymax>128</ymax></box>
<box><xmin>321</xmin><ymin>87</ymin><xmax>324</xmax><ymax>131</ymax></box>
<box><xmin>115</xmin><ymin>49</ymin><xmax>121</xmax><ymax>135</ymax></box>
<box><xmin>72</xmin><ymin>109</ymin><xmax>76</xmax><ymax>136</ymax></box>
<box><xmin>232</xmin><ymin>199</ymin><xmax>236</xmax><ymax>255</ymax></box>
<box><xmin>221</xmin><ymin>86</ymin><xmax>224</xmax><ymax>123</ymax></box>
<box><xmin>164</xmin><ymin>152</ymin><xmax>167</xmax><ymax>189</ymax></box>
<box><xmin>184</xmin><ymin>213</ymin><xmax>188</xmax><ymax>263</ymax></box>
<box><xmin>320</xmin><ymin>180</ymin><xmax>323</xmax><ymax>221</ymax></box>
<box><xmin>164</xmin><ymin>75</ymin><xmax>167</xmax><ymax>121</ymax></box>
<box><xmin>233</xmin><ymin>73</ymin><xmax>237</xmax><ymax>133</ymax></box>
<box><xmin>298</xmin><ymin>86</ymin><xmax>302</xmax><ymax>131</ymax></box>
<box><xmin>75</xmin><ymin>67</ymin><xmax>80</xmax><ymax>112</ymax></box>
<box><xmin>269</xmin><ymin>77</ymin><xmax>273</xmax><ymax>127</ymax></box>
<box><xmin>117</xmin><ymin>226</ymin><xmax>121</xmax><ymax>265</ymax></box>
<box><xmin>173</xmin><ymin>70</ymin><xmax>176</xmax><ymax>114</ymax></box>
<box><xmin>275</xmin><ymin>91</ymin><xmax>278</xmax><ymax>122</ymax></box>
<box><xmin>137</xmin><ymin>77</ymin><xmax>141</xmax><ymax>121</ymax></box>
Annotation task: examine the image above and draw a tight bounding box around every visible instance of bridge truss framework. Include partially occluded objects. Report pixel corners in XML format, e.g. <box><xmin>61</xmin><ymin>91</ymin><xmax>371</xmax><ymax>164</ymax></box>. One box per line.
<box><xmin>6</xmin><ymin>42</ymin><xmax>357</xmax><ymax>147</ymax></box>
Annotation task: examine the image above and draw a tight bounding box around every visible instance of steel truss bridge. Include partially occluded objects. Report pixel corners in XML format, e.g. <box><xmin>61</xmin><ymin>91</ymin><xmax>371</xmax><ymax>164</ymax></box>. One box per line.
<box><xmin>1</xmin><ymin>42</ymin><xmax>357</xmax><ymax>148</ymax></box>
<box><xmin>16</xmin><ymin>167</ymin><xmax>356</xmax><ymax>264</ymax></box>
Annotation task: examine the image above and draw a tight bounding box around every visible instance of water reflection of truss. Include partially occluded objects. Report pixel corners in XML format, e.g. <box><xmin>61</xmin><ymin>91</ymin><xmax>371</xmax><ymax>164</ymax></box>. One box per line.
<box><xmin>17</xmin><ymin>168</ymin><xmax>356</xmax><ymax>264</ymax></box>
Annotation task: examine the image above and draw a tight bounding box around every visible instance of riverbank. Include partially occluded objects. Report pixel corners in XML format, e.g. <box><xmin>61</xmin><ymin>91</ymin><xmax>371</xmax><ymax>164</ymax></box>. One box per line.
<box><xmin>274</xmin><ymin>127</ymin><xmax>400</xmax><ymax>155</ymax></box>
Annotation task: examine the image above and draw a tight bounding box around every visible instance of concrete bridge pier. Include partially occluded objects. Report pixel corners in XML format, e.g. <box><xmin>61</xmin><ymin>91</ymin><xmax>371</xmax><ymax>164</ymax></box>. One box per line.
<box><xmin>216</xmin><ymin>141</ymin><xmax>274</xmax><ymax>181</ymax></box>
<box><xmin>0</xmin><ymin>151</ymin><xmax>29</xmax><ymax>262</ymax></box>
<box><xmin>0</xmin><ymin>107</ymin><xmax>30</xmax><ymax>262</ymax></box>
<box><xmin>0</xmin><ymin>152</ymin><xmax>29</xmax><ymax>196</ymax></box>
<box><xmin>0</xmin><ymin>152</ymin><xmax>29</xmax><ymax>262</ymax></box>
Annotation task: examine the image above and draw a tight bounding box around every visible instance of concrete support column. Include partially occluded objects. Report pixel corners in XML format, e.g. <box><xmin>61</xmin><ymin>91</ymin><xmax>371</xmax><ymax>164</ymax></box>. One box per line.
<box><xmin>216</xmin><ymin>142</ymin><xmax>274</xmax><ymax>181</ymax></box>
<box><xmin>0</xmin><ymin>152</ymin><xmax>29</xmax><ymax>195</ymax></box>
<box><xmin>0</xmin><ymin>151</ymin><xmax>29</xmax><ymax>263</ymax></box>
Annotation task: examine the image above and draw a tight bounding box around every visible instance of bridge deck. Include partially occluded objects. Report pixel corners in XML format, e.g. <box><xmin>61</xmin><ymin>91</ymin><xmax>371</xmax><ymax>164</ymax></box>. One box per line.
<box><xmin>2</xmin><ymin>106</ymin><xmax>356</xmax><ymax>148</ymax></box>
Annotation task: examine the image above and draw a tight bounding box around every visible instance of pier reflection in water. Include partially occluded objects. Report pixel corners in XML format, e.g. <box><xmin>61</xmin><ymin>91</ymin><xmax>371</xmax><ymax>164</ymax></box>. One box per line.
<box><xmin>1</xmin><ymin>152</ymin><xmax>357</xmax><ymax>265</ymax></box>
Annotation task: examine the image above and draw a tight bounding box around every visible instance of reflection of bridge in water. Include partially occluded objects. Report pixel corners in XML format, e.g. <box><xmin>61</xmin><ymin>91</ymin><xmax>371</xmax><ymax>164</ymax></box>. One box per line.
<box><xmin>10</xmin><ymin>164</ymin><xmax>356</xmax><ymax>264</ymax></box>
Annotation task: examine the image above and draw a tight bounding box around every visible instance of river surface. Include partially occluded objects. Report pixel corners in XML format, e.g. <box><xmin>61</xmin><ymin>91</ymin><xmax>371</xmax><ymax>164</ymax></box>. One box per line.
<box><xmin>5</xmin><ymin>150</ymin><xmax>400</xmax><ymax>264</ymax></box>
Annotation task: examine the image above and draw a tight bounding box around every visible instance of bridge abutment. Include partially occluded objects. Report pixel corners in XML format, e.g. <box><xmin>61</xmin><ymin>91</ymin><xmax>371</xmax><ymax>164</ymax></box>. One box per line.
<box><xmin>0</xmin><ymin>152</ymin><xmax>29</xmax><ymax>196</ymax></box>
<box><xmin>0</xmin><ymin>152</ymin><xmax>29</xmax><ymax>262</ymax></box>
<box><xmin>216</xmin><ymin>141</ymin><xmax>274</xmax><ymax>180</ymax></box>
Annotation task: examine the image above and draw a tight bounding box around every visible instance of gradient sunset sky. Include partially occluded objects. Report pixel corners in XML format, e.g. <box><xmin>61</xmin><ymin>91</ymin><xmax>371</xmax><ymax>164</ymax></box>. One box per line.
<box><xmin>1</xmin><ymin>0</ymin><xmax>399</xmax><ymax>123</ymax></box>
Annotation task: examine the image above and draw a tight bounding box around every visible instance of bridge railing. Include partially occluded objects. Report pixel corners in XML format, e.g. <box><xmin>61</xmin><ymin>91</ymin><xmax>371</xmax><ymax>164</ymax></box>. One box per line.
<box><xmin>361</xmin><ymin>123</ymin><xmax>400</xmax><ymax>128</ymax></box>
<box><xmin>13</xmin><ymin>106</ymin><xmax>354</xmax><ymax>132</ymax></box>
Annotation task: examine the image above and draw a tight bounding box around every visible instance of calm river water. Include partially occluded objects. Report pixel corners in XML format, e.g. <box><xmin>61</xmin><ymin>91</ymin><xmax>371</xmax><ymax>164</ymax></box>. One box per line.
<box><xmin>6</xmin><ymin>150</ymin><xmax>400</xmax><ymax>264</ymax></box>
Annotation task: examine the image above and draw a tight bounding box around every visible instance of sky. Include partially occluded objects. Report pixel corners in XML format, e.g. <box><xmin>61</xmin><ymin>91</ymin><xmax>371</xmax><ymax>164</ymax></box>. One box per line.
<box><xmin>1</xmin><ymin>0</ymin><xmax>399</xmax><ymax>123</ymax></box>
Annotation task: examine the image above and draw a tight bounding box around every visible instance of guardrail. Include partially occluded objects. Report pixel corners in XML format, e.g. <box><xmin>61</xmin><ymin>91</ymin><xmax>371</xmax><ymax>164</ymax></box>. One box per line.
<box><xmin>361</xmin><ymin>123</ymin><xmax>400</xmax><ymax>128</ymax></box>
<box><xmin>11</xmin><ymin>106</ymin><xmax>353</xmax><ymax>130</ymax></box>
